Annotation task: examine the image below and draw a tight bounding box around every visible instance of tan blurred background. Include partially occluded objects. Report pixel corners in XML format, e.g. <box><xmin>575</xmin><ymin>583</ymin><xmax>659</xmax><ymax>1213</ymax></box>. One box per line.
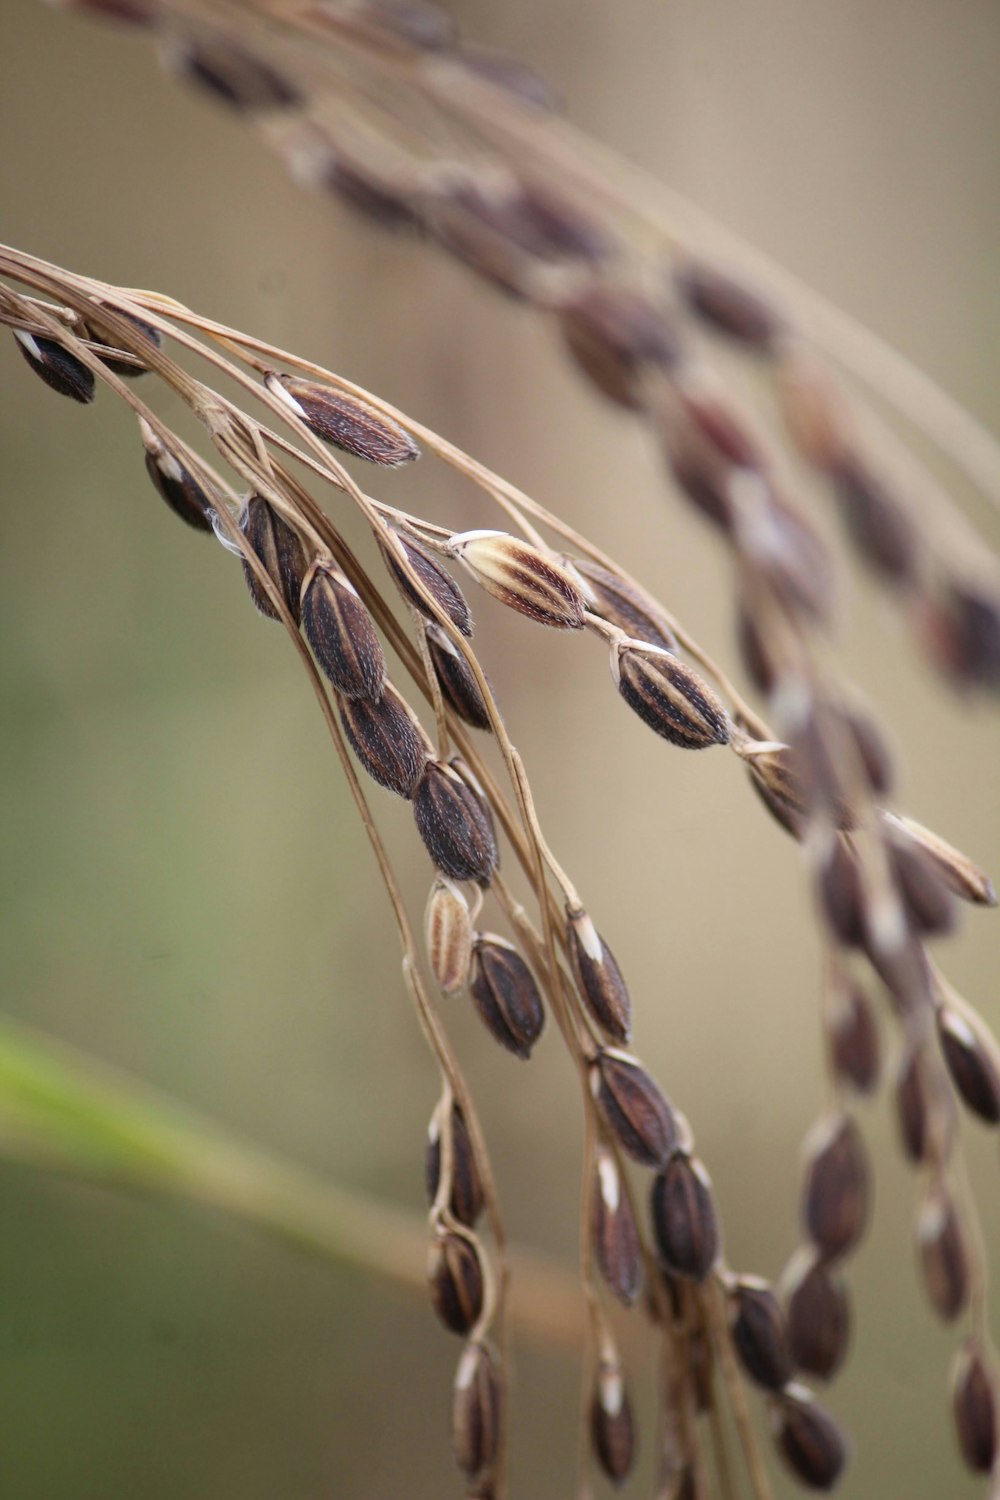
<box><xmin>1</xmin><ymin>1</ymin><xmax>999</xmax><ymax>1496</ymax></box>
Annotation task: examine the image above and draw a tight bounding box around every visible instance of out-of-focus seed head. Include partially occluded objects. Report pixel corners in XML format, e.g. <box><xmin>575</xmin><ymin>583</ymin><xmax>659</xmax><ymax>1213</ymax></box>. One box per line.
<box><xmin>469</xmin><ymin>935</ymin><xmax>545</xmax><ymax>1059</ymax></box>
<box><xmin>339</xmin><ymin>0</ymin><xmax>459</xmax><ymax>51</ymax></box>
<box><xmin>728</xmin><ymin>1277</ymin><xmax>793</xmax><ymax>1392</ymax></box>
<box><xmin>448</xmin><ymin>530</ymin><xmax>586</xmax><ymax>628</ymax></box>
<box><xmin>661</xmin><ymin>385</ymin><xmax>763</xmax><ymax>533</ymax></box>
<box><xmin>831</xmin><ymin>456</ymin><xmax>919</xmax><ymax>585</ymax></box>
<box><xmin>736</xmin><ymin>601</ymin><xmax>781</xmax><ymax>698</ymax></box>
<box><xmin>741</xmin><ymin>739</ymin><xmax>855</xmax><ymax>834</ymax></box>
<box><xmin>846</xmin><ymin>705</ymin><xmax>895</xmax><ymax>797</ymax></box>
<box><xmin>427</xmin><ymin>625</ymin><xmax>493</xmax><ymax>731</ymax></box>
<box><xmin>452</xmin><ymin>1341</ymin><xmax>502</xmax><ymax>1484</ymax></box>
<box><xmin>566</xmin><ymin>908</ymin><xmax>632</xmax><ymax>1043</ymax></box>
<box><xmin>428</xmin><ymin>1232</ymin><xmax>485</xmax><ymax>1335</ymax></box>
<box><xmin>772</xmin><ymin>1385</ymin><xmax>849</xmax><ymax>1491</ymax></box>
<box><xmin>591</xmin><ymin>1050</ymin><xmax>678</xmax><ymax>1167</ymax></box>
<box><xmin>164</xmin><ymin>34</ymin><xmax>302</xmax><ymax>111</ymax></box>
<box><xmin>881</xmin><ymin>813</ymin><xmax>996</xmax><ymax>908</ymax></box>
<box><xmin>590</xmin><ymin>1359</ymin><xmax>636</xmax><ymax>1487</ymax></box>
<box><xmin>265</xmin><ymin>371</ymin><xmax>420</xmax><ymax>466</ymax></box>
<box><xmin>591</xmin><ymin>1145</ymin><xmax>642</xmax><ymax>1307</ymax></box>
<box><xmin>426</xmin><ymin>1102</ymin><xmax>483</xmax><ymax>1226</ymax></box>
<box><xmin>454</xmin><ymin>44</ymin><xmax>560</xmax><ymax>111</ymax></box>
<box><xmin>888</xmin><ymin>831</ymin><xmax>957</xmax><ymax>937</ymax></box>
<box><xmin>559</xmin><ymin>281</ymin><xmax>681</xmax><ymax>408</ymax></box>
<box><xmin>612</xmin><ymin>641</ymin><xmax>730</xmax><ymax>749</ymax></box>
<box><xmin>413</xmin><ymin>761</ymin><xmax>498</xmax><ymax>886</ymax></box>
<box><xmin>139</xmin><ymin>419</ymin><xmax>215</xmax><ymax>532</ymax></box>
<box><xmin>675</xmin><ymin>262</ymin><xmax>784</xmax><ymax>350</ymax></box>
<box><xmin>651</xmin><ymin>1155</ymin><xmax>720</xmax><ymax>1282</ymax></box>
<box><xmin>382</xmin><ymin>530</ymin><xmax>473</xmax><ymax>637</ymax></box>
<box><xmin>13</xmin><ymin>330</ymin><xmax>95</xmax><ymax>403</ymax></box>
<box><xmin>426</xmin><ymin>878</ymin><xmax>474</xmax><ymax>995</ymax></box>
<box><xmin>802</xmin><ymin>1114</ymin><xmax>869</xmax><ymax>1260</ymax></box>
<box><xmin>240</xmin><ymin>493</ymin><xmax>310</xmax><ymax>619</ymax></box>
<box><xmin>742</xmin><ymin>493</ymin><xmax>835</xmax><ymax>624</ymax></box>
<box><xmin>339</xmin><ymin>681</ymin><xmax>431</xmax><ymax>797</ymax></box>
<box><xmin>920</xmin><ymin>577</ymin><xmax>1000</xmax><ymax>692</ymax></box>
<box><xmin>827</xmin><ymin>980</ymin><xmax>880</xmax><ymax>1095</ymax></box>
<box><xmin>777</xmin><ymin>355</ymin><xmax>849</xmax><ymax>474</ymax></box>
<box><xmin>812</xmin><ymin>834</ymin><xmax>866</xmax><ymax>949</ymax></box>
<box><xmin>300</xmin><ymin>559</ymin><xmax>386</xmax><ymax>699</ymax></box>
<box><xmin>894</xmin><ymin>1042</ymin><xmax>957</xmax><ymax>1165</ymax></box>
<box><xmin>427</xmin><ymin>178</ymin><xmax>570</xmax><ymax>299</ymax></box>
<box><xmin>570</xmin><ymin>557</ymin><xmax>678</xmax><ymax>652</ymax></box>
<box><xmin>47</xmin><ymin>0</ymin><xmax>158</xmax><ymax>23</ymax></box>
<box><xmin>952</xmin><ymin>1340</ymin><xmax>998</xmax><ymax>1475</ymax></box>
<box><xmin>936</xmin><ymin>1005</ymin><xmax>1000</xmax><ymax>1125</ymax></box>
<box><xmin>917</xmin><ymin>1184</ymin><xmax>970</xmax><ymax>1323</ymax></box>
<box><xmin>783</xmin><ymin>1250</ymin><xmax>851</xmax><ymax>1382</ymax></box>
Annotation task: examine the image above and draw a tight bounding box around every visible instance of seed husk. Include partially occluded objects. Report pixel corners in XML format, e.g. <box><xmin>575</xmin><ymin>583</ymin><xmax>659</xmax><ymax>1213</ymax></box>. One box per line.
<box><xmin>613</xmin><ymin>642</ymin><xmax>730</xmax><ymax>749</ymax></box>
<box><xmin>338</xmin><ymin>681</ymin><xmax>431</xmax><ymax>797</ymax></box>
<box><xmin>879</xmin><ymin>812</ymin><xmax>996</xmax><ymax>908</ymax></box>
<box><xmin>13</xmin><ymin>329</ymin><xmax>95</xmax><ymax>403</ymax></box>
<box><xmin>469</xmin><ymin>935</ymin><xmax>545</xmax><ymax>1059</ymax></box>
<box><xmin>952</xmin><ymin>1339</ymin><xmax>998</xmax><ymax>1474</ymax></box>
<box><xmin>452</xmin><ymin>1340</ymin><xmax>502</xmax><ymax>1483</ymax></box>
<box><xmin>802</xmin><ymin>1113</ymin><xmax>869</xmax><ymax>1260</ymax></box>
<box><xmin>266</xmin><ymin>371</ymin><xmax>420</xmax><ymax>466</ymax></box>
<box><xmin>166</xmin><ymin>35</ymin><xmax>302</xmax><ymax>111</ymax></box>
<box><xmin>936</xmin><ymin>1005</ymin><xmax>1000</xmax><ymax>1125</ymax></box>
<box><xmin>426</xmin><ymin>1103</ymin><xmax>483</xmax><ymax>1226</ymax></box>
<box><xmin>592</xmin><ymin>1050</ymin><xmax>678</xmax><ymax>1167</ymax></box>
<box><xmin>728</xmin><ymin>1277</ymin><xmax>792</xmax><ymax>1392</ymax></box>
<box><xmin>566</xmin><ymin>908</ymin><xmax>631</xmax><ymax>1043</ymax></box>
<box><xmin>240</xmin><ymin>493</ymin><xmax>310</xmax><ymax>619</ymax></box>
<box><xmin>590</xmin><ymin>1360</ymin><xmax>636</xmax><ymax>1486</ymax></box>
<box><xmin>413</xmin><ymin>760</ymin><xmax>498</xmax><ymax>886</ymax></box>
<box><xmin>428</xmin><ymin>1233</ymin><xmax>485</xmax><ymax>1335</ymax></box>
<box><xmin>139</xmin><ymin>420</ymin><xmax>214</xmax><ymax>532</ymax></box>
<box><xmin>301</xmin><ymin>560</ymin><xmax>386</xmax><ymax>699</ymax></box>
<box><xmin>427</xmin><ymin>625</ymin><xmax>493</xmax><ymax>731</ymax></box>
<box><xmin>571</xmin><ymin>557</ymin><xmax>678</xmax><ymax>652</ymax></box>
<box><xmin>917</xmin><ymin>1185</ymin><xmax>970</xmax><ymax>1323</ymax></box>
<box><xmin>591</xmin><ymin>1145</ymin><xmax>642</xmax><ymax>1307</ymax></box>
<box><xmin>449</xmin><ymin>529</ymin><xmax>586</xmax><ymax>628</ymax></box>
<box><xmin>675</xmin><ymin>262</ymin><xmax>784</xmax><ymax>350</ymax></box>
<box><xmin>426</xmin><ymin>878</ymin><xmax>474</xmax><ymax>995</ymax></box>
<box><xmin>383</xmin><ymin>531</ymin><xmax>473</xmax><ymax>636</ymax></box>
<box><xmin>88</xmin><ymin>304</ymin><xmax>163</xmax><ymax>377</ymax></box>
<box><xmin>783</xmin><ymin>1250</ymin><xmax>850</xmax><ymax>1382</ymax></box>
<box><xmin>651</xmin><ymin>1155</ymin><xmax>720</xmax><ymax>1282</ymax></box>
<box><xmin>772</xmin><ymin>1385</ymin><xmax>849</xmax><ymax>1491</ymax></box>
<box><xmin>827</xmin><ymin>980</ymin><xmax>880</xmax><ymax>1095</ymax></box>
<box><xmin>559</xmin><ymin>281</ymin><xmax>681</xmax><ymax>408</ymax></box>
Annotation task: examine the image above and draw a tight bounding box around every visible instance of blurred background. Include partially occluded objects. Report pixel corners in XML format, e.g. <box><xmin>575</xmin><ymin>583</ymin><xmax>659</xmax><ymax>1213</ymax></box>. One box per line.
<box><xmin>1</xmin><ymin>1</ymin><xmax>999</xmax><ymax>1496</ymax></box>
